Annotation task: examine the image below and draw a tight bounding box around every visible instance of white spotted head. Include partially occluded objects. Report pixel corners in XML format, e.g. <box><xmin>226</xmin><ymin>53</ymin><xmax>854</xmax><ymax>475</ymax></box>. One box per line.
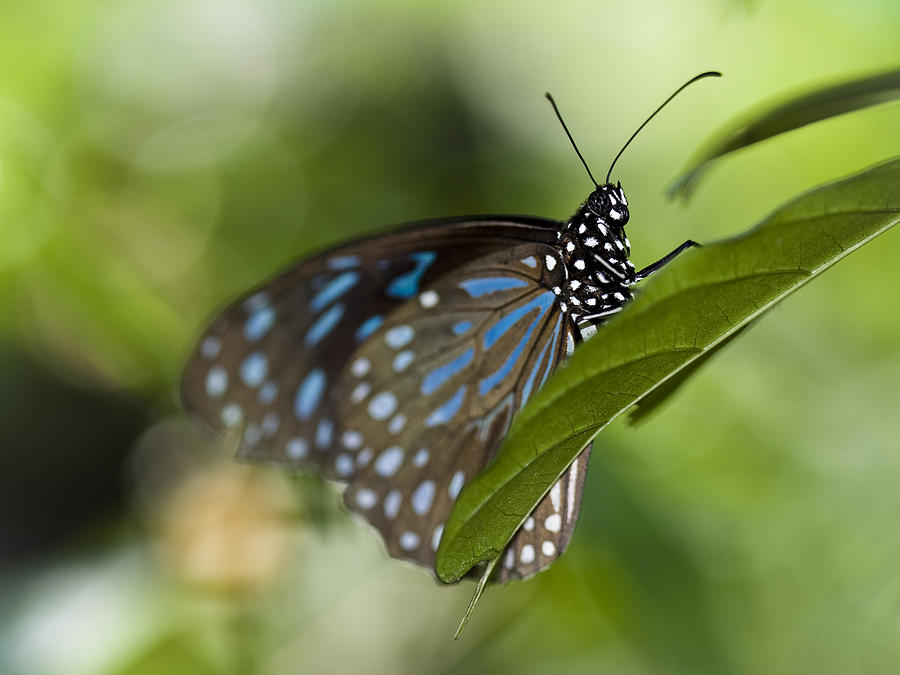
<box><xmin>586</xmin><ymin>182</ymin><xmax>629</xmax><ymax>226</ymax></box>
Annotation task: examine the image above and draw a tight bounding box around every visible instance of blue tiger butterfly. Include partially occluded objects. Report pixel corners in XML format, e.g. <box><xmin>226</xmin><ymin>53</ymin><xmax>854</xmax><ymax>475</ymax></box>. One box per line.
<box><xmin>181</xmin><ymin>72</ymin><xmax>720</xmax><ymax>583</ymax></box>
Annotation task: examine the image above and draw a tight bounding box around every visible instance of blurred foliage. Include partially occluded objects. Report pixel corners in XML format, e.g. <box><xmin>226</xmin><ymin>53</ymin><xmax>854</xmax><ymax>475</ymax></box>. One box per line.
<box><xmin>1</xmin><ymin>0</ymin><xmax>899</xmax><ymax>674</ymax></box>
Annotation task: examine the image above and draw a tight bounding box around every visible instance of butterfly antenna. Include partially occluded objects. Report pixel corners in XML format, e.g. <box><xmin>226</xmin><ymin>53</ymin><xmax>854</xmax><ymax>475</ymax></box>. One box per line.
<box><xmin>545</xmin><ymin>92</ymin><xmax>599</xmax><ymax>188</ymax></box>
<box><xmin>605</xmin><ymin>71</ymin><xmax>722</xmax><ymax>184</ymax></box>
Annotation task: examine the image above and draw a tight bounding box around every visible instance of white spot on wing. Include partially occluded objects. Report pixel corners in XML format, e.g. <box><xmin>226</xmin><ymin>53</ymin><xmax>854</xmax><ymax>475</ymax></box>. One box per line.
<box><xmin>368</xmin><ymin>391</ymin><xmax>397</xmax><ymax>420</ymax></box>
<box><xmin>542</xmin><ymin>540</ymin><xmax>557</xmax><ymax>557</ymax></box>
<box><xmin>206</xmin><ymin>366</ymin><xmax>228</xmax><ymax>397</ymax></box>
<box><xmin>258</xmin><ymin>381</ymin><xmax>278</xmax><ymax>404</ymax></box>
<box><xmin>448</xmin><ymin>470</ymin><xmax>465</xmax><ymax>500</ymax></box>
<box><xmin>351</xmin><ymin>357</ymin><xmax>371</xmax><ymax>377</ymax></box>
<box><xmin>221</xmin><ymin>403</ymin><xmax>243</xmax><ymax>426</ymax></box>
<box><xmin>200</xmin><ymin>336</ymin><xmax>221</xmax><ymax>359</ymax></box>
<box><xmin>399</xmin><ymin>531</ymin><xmax>420</xmax><ymax>551</ymax></box>
<box><xmin>392</xmin><ymin>350</ymin><xmax>414</xmax><ymax>372</ymax></box>
<box><xmin>566</xmin><ymin>458</ymin><xmax>579</xmax><ymax>520</ymax></box>
<box><xmin>286</xmin><ymin>437</ymin><xmax>308</xmax><ymax>459</ymax></box>
<box><xmin>385</xmin><ymin>325</ymin><xmax>414</xmax><ymax>349</ymax></box>
<box><xmin>431</xmin><ymin>524</ymin><xmax>444</xmax><ymax>551</ymax></box>
<box><xmin>351</xmin><ymin>381</ymin><xmax>371</xmax><ymax>403</ymax></box>
<box><xmin>544</xmin><ymin>513</ymin><xmax>562</xmax><ymax>532</ymax></box>
<box><xmin>374</xmin><ymin>446</ymin><xmax>404</xmax><ymax>477</ymax></box>
<box><xmin>388</xmin><ymin>413</ymin><xmax>407</xmax><ymax>434</ymax></box>
<box><xmin>335</xmin><ymin>453</ymin><xmax>353</xmax><ymax>476</ymax></box>
<box><xmin>544</xmin><ymin>255</ymin><xmax>557</xmax><ymax>271</ymax></box>
<box><xmin>315</xmin><ymin>418</ymin><xmax>333</xmax><ymax>449</ymax></box>
<box><xmin>549</xmin><ymin>482</ymin><xmax>562</xmax><ymax>511</ymax></box>
<box><xmin>411</xmin><ymin>480</ymin><xmax>436</xmax><ymax>515</ymax></box>
<box><xmin>355</xmin><ymin>488</ymin><xmax>378</xmax><ymax>509</ymax></box>
<box><xmin>356</xmin><ymin>448</ymin><xmax>373</xmax><ymax>467</ymax></box>
<box><xmin>520</xmin><ymin>544</ymin><xmax>535</xmax><ymax>564</ymax></box>
<box><xmin>384</xmin><ymin>490</ymin><xmax>402</xmax><ymax>519</ymax></box>
<box><xmin>419</xmin><ymin>290</ymin><xmax>439</xmax><ymax>308</ymax></box>
<box><xmin>342</xmin><ymin>430</ymin><xmax>363</xmax><ymax>449</ymax></box>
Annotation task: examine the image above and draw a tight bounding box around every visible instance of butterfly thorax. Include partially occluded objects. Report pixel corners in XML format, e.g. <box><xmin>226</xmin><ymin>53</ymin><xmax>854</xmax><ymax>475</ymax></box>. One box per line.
<box><xmin>554</xmin><ymin>183</ymin><xmax>636</xmax><ymax>320</ymax></box>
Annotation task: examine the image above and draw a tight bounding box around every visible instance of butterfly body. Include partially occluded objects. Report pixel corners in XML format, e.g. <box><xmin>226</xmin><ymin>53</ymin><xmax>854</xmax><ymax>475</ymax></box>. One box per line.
<box><xmin>556</xmin><ymin>182</ymin><xmax>636</xmax><ymax>321</ymax></box>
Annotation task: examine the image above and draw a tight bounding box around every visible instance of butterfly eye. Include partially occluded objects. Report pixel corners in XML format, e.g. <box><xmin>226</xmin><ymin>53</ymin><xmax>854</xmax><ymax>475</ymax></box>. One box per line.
<box><xmin>586</xmin><ymin>189</ymin><xmax>607</xmax><ymax>215</ymax></box>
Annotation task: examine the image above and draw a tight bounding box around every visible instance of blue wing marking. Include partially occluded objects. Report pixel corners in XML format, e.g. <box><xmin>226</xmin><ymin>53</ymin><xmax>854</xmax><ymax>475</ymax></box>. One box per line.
<box><xmin>421</xmin><ymin>348</ymin><xmax>474</xmax><ymax>395</ymax></box>
<box><xmin>244</xmin><ymin>304</ymin><xmax>275</xmax><ymax>342</ymax></box>
<box><xmin>479</xmin><ymin>291</ymin><xmax>555</xmax><ymax>396</ymax></box>
<box><xmin>386</xmin><ymin>251</ymin><xmax>436</xmax><ymax>299</ymax></box>
<box><xmin>355</xmin><ymin>314</ymin><xmax>384</xmax><ymax>342</ymax></box>
<box><xmin>458</xmin><ymin>276</ymin><xmax>529</xmax><ymax>298</ymax></box>
<box><xmin>483</xmin><ymin>292</ymin><xmax>555</xmax><ymax>350</ymax></box>
<box><xmin>304</xmin><ymin>303</ymin><xmax>345</xmax><ymax>346</ymax></box>
<box><xmin>309</xmin><ymin>271</ymin><xmax>359</xmax><ymax>312</ymax></box>
<box><xmin>294</xmin><ymin>369</ymin><xmax>326</xmax><ymax>420</ymax></box>
<box><xmin>425</xmin><ymin>385</ymin><xmax>467</xmax><ymax>427</ymax></box>
<box><xmin>327</xmin><ymin>254</ymin><xmax>361</xmax><ymax>270</ymax></box>
<box><xmin>452</xmin><ymin>320</ymin><xmax>472</xmax><ymax>335</ymax></box>
<box><xmin>520</xmin><ymin>314</ymin><xmax>562</xmax><ymax>407</ymax></box>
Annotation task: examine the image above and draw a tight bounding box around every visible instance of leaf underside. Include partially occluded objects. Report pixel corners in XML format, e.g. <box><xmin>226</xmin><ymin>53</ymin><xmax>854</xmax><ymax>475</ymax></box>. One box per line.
<box><xmin>669</xmin><ymin>68</ymin><xmax>900</xmax><ymax>199</ymax></box>
<box><xmin>436</xmin><ymin>155</ymin><xmax>900</xmax><ymax>585</ymax></box>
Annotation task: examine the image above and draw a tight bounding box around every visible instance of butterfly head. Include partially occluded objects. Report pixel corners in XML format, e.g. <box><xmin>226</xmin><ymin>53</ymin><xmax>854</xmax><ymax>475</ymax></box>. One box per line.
<box><xmin>586</xmin><ymin>182</ymin><xmax>629</xmax><ymax>226</ymax></box>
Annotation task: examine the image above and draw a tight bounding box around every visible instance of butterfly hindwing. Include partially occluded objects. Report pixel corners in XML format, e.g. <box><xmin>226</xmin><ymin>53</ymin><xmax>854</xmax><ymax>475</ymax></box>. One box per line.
<box><xmin>496</xmin><ymin>444</ymin><xmax>592</xmax><ymax>582</ymax></box>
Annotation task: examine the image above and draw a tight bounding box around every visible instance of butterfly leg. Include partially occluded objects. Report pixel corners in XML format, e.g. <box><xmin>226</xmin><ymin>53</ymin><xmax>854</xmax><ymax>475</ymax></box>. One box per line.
<box><xmin>633</xmin><ymin>239</ymin><xmax>701</xmax><ymax>281</ymax></box>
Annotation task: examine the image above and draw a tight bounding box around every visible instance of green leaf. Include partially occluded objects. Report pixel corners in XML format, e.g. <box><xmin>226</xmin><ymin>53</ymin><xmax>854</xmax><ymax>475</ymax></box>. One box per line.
<box><xmin>452</xmin><ymin>556</ymin><xmax>498</xmax><ymax>640</ymax></box>
<box><xmin>626</xmin><ymin>320</ymin><xmax>754</xmax><ymax>425</ymax></box>
<box><xmin>669</xmin><ymin>68</ymin><xmax>900</xmax><ymax>199</ymax></box>
<box><xmin>436</xmin><ymin>155</ymin><xmax>900</xmax><ymax>584</ymax></box>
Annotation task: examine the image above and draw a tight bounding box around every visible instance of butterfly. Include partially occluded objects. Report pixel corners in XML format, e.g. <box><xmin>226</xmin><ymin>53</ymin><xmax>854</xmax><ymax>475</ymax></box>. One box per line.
<box><xmin>181</xmin><ymin>72</ymin><xmax>720</xmax><ymax>583</ymax></box>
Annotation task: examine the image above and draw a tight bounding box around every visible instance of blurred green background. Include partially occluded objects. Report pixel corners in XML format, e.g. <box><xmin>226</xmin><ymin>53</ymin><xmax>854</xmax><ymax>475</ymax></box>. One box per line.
<box><xmin>2</xmin><ymin>1</ymin><xmax>899</xmax><ymax>673</ymax></box>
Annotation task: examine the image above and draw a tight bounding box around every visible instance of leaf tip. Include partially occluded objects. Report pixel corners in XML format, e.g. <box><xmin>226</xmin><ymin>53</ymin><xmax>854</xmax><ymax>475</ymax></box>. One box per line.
<box><xmin>451</xmin><ymin>557</ymin><xmax>498</xmax><ymax>640</ymax></box>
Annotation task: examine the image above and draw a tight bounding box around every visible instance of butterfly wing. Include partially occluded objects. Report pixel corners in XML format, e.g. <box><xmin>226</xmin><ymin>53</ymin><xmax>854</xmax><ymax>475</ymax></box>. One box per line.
<box><xmin>495</xmin><ymin>444</ymin><xmax>592</xmax><ymax>582</ymax></box>
<box><xmin>181</xmin><ymin>216</ymin><xmax>559</xmax><ymax>482</ymax></box>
